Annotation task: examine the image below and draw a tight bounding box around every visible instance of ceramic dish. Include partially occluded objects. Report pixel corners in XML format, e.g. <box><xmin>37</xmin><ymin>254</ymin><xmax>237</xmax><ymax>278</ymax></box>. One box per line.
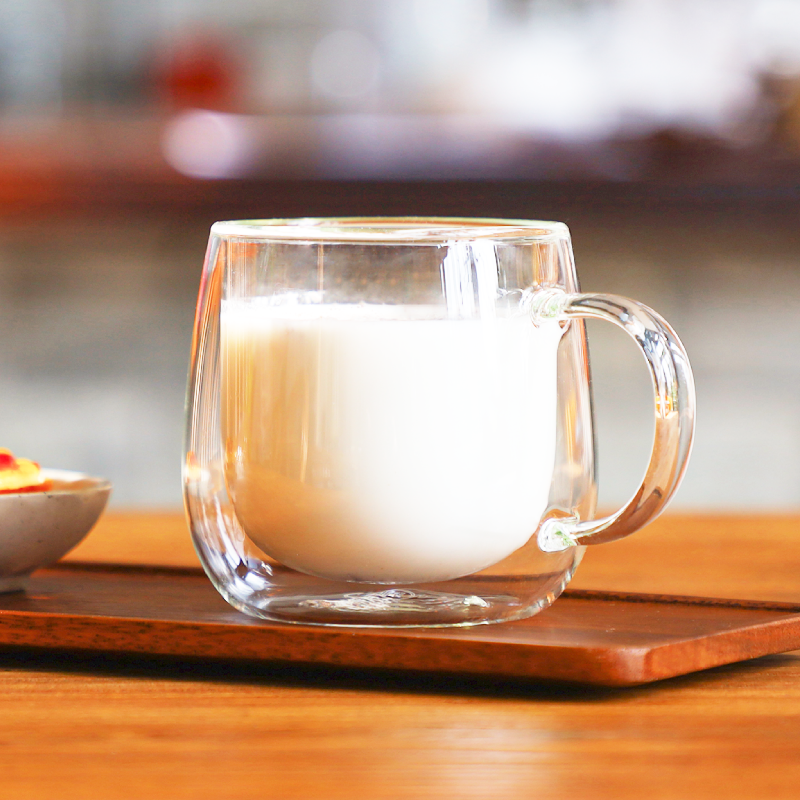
<box><xmin>0</xmin><ymin>469</ymin><xmax>111</xmax><ymax>592</ymax></box>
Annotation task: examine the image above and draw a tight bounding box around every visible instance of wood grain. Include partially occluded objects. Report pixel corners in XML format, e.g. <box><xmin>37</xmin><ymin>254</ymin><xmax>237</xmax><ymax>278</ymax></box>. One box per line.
<box><xmin>1</xmin><ymin>512</ymin><xmax>798</xmax><ymax>799</ymax></box>
<box><xmin>65</xmin><ymin>511</ymin><xmax>198</xmax><ymax>568</ymax></box>
<box><xmin>573</xmin><ymin>513</ymin><xmax>800</xmax><ymax>602</ymax></box>
<box><xmin>0</xmin><ymin>631</ymin><xmax>799</xmax><ymax>800</ymax></box>
<box><xmin>65</xmin><ymin>512</ymin><xmax>800</xmax><ymax>602</ymax></box>
<box><xmin>3</xmin><ymin>565</ymin><xmax>800</xmax><ymax>686</ymax></box>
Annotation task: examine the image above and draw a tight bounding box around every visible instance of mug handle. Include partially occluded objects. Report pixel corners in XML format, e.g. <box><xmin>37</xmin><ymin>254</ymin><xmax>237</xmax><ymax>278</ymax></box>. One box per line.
<box><xmin>530</xmin><ymin>289</ymin><xmax>696</xmax><ymax>553</ymax></box>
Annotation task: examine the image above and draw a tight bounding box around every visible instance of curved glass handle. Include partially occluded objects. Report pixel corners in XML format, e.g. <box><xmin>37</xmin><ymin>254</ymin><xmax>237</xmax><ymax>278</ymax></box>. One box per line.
<box><xmin>532</xmin><ymin>290</ymin><xmax>696</xmax><ymax>553</ymax></box>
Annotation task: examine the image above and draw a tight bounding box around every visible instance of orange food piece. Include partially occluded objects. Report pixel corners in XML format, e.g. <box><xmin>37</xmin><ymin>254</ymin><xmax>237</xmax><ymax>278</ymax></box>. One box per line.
<box><xmin>0</xmin><ymin>449</ymin><xmax>51</xmax><ymax>494</ymax></box>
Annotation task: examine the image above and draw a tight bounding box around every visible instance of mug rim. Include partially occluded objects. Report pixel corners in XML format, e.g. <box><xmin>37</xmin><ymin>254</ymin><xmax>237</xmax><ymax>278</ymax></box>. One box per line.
<box><xmin>210</xmin><ymin>216</ymin><xmax>569</xmax><ymax>244</ymax></box>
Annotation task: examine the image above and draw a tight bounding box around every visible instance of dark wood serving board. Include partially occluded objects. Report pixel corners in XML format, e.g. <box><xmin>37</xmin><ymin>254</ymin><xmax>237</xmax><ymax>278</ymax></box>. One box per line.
<box><xmin>1</xmin><ymin>562</ymin><xmax>799</xmax><ymax>686</ymax></box>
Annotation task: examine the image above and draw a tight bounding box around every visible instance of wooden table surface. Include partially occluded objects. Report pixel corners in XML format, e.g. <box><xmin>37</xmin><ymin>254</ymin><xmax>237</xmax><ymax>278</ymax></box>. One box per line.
<box><xmin>2</xmin><ymin>512</ymin><xmax>800</xmax><ymax>799</ymax></box>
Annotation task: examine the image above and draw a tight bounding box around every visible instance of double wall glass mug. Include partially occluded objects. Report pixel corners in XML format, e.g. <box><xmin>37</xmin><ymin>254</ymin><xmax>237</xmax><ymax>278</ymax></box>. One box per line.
<box><xmin>184</xmin><ymin>218</ymin><xmax>694</xmax><ymax>627</ymax></box>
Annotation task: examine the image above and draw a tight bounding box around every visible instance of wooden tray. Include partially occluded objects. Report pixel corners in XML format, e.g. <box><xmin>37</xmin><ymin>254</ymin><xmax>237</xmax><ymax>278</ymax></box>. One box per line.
<box><xmin>1</xmin><ymin>562</ymin><xmax>799</xmax><ymax>686</ymax></box>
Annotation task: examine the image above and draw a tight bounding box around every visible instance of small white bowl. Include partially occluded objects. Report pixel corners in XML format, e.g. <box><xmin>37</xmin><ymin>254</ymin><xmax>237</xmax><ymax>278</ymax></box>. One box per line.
<box><xmin>0</xmin><ymin>469</ymin><xmax>111</xmax><ymax>592</ymax></box>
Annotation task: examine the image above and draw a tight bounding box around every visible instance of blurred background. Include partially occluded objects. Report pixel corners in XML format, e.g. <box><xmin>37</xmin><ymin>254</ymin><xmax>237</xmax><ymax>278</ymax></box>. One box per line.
<box><xmin>1</xmin><ymin>0</ymin><xmax>799</xmax><ymax>509</ymax></box>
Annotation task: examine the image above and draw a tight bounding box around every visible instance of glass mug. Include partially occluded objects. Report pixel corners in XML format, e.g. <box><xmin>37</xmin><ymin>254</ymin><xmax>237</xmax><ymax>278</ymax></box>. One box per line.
<box><xmin>184</xmin><ymin>218</ymin><xmax>694</xmax><ymax>627</ymax></box>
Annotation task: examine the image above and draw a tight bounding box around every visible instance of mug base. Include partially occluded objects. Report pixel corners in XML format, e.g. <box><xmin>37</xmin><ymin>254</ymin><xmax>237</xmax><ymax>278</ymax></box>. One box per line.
<box><xmin>204</xmin><ymin>556</ymin><xmax>580</xmax><ymax>628</ymax></box>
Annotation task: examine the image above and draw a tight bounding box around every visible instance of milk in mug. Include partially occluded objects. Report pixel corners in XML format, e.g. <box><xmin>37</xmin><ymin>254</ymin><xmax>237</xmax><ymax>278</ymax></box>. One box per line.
<box><xmin>221</xmin><ymin>301</ymin><xmax>564</xmax><ymax>584</ymax></box>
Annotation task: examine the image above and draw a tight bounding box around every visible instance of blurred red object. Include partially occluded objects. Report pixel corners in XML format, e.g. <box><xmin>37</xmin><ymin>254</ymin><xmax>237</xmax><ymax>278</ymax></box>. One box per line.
<box><xmin>151</xmin><ymin>32</ymin><xmax>239</xmax><ymax>111</ymax></box>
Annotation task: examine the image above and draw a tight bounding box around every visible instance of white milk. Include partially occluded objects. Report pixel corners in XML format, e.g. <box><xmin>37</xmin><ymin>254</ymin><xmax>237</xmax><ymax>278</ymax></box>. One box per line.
<box><xmin>221</xmin><ymin>301</ymin><xmax>564</xmax><ymax>584</ymax></box>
